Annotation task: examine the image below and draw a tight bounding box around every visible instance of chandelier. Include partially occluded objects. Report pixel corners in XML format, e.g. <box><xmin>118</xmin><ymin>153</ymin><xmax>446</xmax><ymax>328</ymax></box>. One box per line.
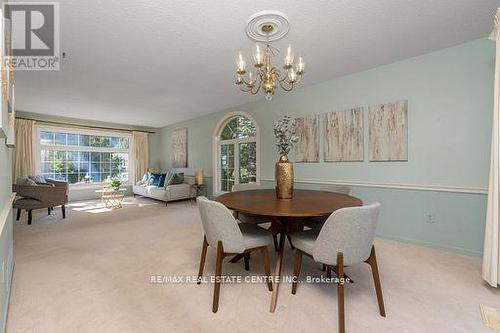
<box><xmin>235</xmin><ymin>11</ymin><xmax>305</xmax><ymax>101</ymax></box>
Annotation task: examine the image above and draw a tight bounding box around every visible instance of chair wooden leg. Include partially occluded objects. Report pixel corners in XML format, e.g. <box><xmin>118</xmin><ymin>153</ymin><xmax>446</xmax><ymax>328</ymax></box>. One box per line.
<box><xmin>332</xmin><ymin>266</ymin><xmax>354</xmax><ymax>284</ymax></box>
<box><xmin>291</xmin><ymin>250</ymin><xmax>302</xmax><ymax>295</ymax></box>
<box><xmin>28</xmin><ymin>210</ymin><xmax>32</xmax><ymax>225</ymax></box>
<box><xmin>48</xmin><ymin>207</ymin><xmax>51</xmax><ymax>215</ymax></box>
<box><xmin>197</xmin><ymin>236</ymin><xmax>208</xmax><ymax>285</ymax></box>
<box><xmin>260</xmin><ymin>246</ymin><xmax>273</xmax><ymax>291</ymax></box>
<box><xmin>61</xmin><ymin>205</ymin><xmax>66</xmax><ymax>219</ymax></box>
<box><xmin>286</xmin><ymin>234</ymin><xmax>295</xmax><ymax>250</ymax></box>
<box><xmin>212</xmin><ymin>241</ymin><xmax>224</xmax><ymax>313</ymax></box>
<box><xmin>243</xmin><ymin>253</ymin><xmax>250</xmax><ymax>271</ymax></box>
<box><xmin>326</xmin><ymin>266</ymin><xmax>332</xmax><ymax>278</ymax></box>
<box><xmin>16</xmin><ymin>209</ymin><xmax>21</xmax><ymax>221</ymax></box>
<box><xmin>322</xmin><ymin>263</ymin><xmax>326</xmax><ymax>272</ymax></box>
<box><xmin>272</xmin><ymin>235</ymin><xmax>278</xmax><ymax>252</ymax></box>
<box><xmin>337</xmin><ymin>253</ymin><xmax>345</xmax><ymax>333</ymax></box>
<box><xmin>365</xmin><ymin>246</ymin><xmax>386</xmax><ymax>317</ymax></box>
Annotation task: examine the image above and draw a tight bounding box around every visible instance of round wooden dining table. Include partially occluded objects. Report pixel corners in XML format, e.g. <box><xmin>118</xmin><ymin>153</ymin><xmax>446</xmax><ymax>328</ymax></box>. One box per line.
<box><xmin>215</xmin><ymin>189</ymin><xmax>363</xmax><ymax>313</ymax></box>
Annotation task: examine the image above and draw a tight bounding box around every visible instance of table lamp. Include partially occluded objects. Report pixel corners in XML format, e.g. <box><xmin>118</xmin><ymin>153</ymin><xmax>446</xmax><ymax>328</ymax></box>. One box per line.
<box><xmin>195</xmin><ymin>169</ymin><xmax>204</xmax><ymax>185</ymax></box>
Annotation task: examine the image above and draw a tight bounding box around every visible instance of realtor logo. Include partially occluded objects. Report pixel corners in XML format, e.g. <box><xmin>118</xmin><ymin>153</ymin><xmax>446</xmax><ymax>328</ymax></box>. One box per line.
<box><xmin>3</xmin><ymin>2</ymin><xmax>60</xmax><ymax>70</ymax></box>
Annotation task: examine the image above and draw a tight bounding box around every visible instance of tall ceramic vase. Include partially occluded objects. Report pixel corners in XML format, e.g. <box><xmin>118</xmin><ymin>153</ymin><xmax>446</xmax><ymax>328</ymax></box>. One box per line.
<box><xmin>275</xmin><ymin>155</ymin><xmax>294</xmax><ymax>199</ymax></box>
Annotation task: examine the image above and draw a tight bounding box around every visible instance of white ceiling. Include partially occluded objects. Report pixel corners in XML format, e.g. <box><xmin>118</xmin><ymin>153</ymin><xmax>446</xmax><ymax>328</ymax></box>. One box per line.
<box><xmin>13</xmin><ymin>0</ymin><xmax>498</xmax><ymax>128</ymax></box>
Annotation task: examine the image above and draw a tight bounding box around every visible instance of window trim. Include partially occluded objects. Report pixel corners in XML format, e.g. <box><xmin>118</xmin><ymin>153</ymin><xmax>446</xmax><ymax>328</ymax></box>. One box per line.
<box><xmin>35</xmin><ymin>125</ymin><xmax>133</xmax><ymax>186</ymax></box>
<box><xmin>212</xmin><ymin>111</ymin><xmax>260</xmax><ymax>195</ymax></box>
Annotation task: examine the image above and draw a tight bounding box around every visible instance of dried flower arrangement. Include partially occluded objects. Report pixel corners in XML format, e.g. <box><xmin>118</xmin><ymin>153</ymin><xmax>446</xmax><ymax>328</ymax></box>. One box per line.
<box><xmin>273</xmin><ymin>115</ymin><xmax>298</xmax><ymax>156</ymax></box>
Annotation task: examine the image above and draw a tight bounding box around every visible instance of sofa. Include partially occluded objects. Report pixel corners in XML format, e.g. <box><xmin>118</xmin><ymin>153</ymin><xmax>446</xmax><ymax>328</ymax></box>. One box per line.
<box><xmin>133</xmin><ymin>175</ymin><xmax>196</xmax><ymax>205</ymax></box>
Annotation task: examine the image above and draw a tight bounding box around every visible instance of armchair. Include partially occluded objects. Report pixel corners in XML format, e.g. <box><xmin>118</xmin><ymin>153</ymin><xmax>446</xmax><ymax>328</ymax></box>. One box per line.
<box><xmin>13</xmin><ymin>182</ymin><xmax>67</xmax><ymax>225</ymax></box>
<box><xmin>45</xmin><ymin>179</ymin><xmax>69</xmax><ymax>196</ymax></box>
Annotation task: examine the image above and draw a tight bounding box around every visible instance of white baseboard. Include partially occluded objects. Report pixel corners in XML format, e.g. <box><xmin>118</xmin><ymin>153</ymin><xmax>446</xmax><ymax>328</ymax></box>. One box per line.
<box><xmin>377</xmin><ymin>233</ymin><xmax>482</xmax><ymax>257</ymax></box>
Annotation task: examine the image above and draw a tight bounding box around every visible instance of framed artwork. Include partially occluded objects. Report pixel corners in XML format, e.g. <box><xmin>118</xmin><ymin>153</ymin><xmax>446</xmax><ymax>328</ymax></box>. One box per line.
<box><xmin>171</xmin><ymin>128</ymin><xmax>188</xmax><ymax>168</ymax></box>
<box><xmin>294</xmin><ymin>115</ymin><xmax>320</xmax><ymax>162</ymax></box>
<box><xmin>368</xmin><ymin>100</ymin><xmax>408</xmax><ymax>161</ymax></box>
<box><xmin>0</xmin><ymin>14</ymin><xmax>9</xmax><ymax>140</ymax></box>
<box><xmin>0</xmin><ymin>14</ymin><xmax>14</xmax><ymax>145</ymax></box>
<box><xmin>2</xmin><ymin>13</ymin><xmax>11</xmax><ymax>105</ymax></box>
<box><xmin>324</xmin><ymin>107</ymin><xmax>364</xmax><ymax>162</ymax></box>
<box><xmin>4</xmin><ymin>14</ymin><xmax>14</xmax><ymax>147</ymax></box>
<box><xmin>6</xmin><ymin>85</ymin><xmax>15</xmax><ymax>147</ymax></box>
<box><xmin>0</xmin><ymin>74</ymin><xmax>6</xmax><ymax>139</ymax></box>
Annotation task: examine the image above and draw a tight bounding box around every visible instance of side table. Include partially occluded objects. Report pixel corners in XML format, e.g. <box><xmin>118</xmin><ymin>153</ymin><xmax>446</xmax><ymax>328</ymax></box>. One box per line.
<box><xmin>96</xmin><ymin>188</ymin><xmax>126</xmax><ymax>209</ymax></box>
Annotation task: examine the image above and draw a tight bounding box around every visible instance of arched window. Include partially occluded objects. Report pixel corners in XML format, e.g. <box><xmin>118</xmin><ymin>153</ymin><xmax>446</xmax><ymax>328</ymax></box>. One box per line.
<box><xmin>213</xmin><ymin>112</ymin><xmax>260</xmax><ymax>194</ymax></box>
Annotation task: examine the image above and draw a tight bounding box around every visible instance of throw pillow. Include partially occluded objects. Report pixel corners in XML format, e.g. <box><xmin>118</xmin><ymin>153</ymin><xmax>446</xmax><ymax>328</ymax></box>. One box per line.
<box><xmin>29</xmin><ymin>175</ymin><xmax>48</xmax><ymax>184</ymax></box>
<box><xmin>16</xmin><ymin>177</ymin><xmax>37</xmax><ymax>186</ymax></box>
<box><xmin>158</xmin><ymin>173</ymin><xmax>167</xmax><ymax>187</ymax></box>
<box><xmin>170</xmin><ymin>172</ymin><xmax>184</xmax><ymax>185</ymax></box>
<box><xmin>163</xmin><ymin>170</ymin><xmax>174</xmax><ymax>187</ymax></box>
<box><xmin>147</xmin><ymin>173</ymin><xmax>162</xmax><ymax>186</ymax></box>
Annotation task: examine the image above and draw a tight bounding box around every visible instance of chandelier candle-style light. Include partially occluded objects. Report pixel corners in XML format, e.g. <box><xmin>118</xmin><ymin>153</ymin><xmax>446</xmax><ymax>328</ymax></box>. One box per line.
<box><xmin>235</xmin><ymin>11</ymin><xmax>305</xmax><ymax>101</ymax></box>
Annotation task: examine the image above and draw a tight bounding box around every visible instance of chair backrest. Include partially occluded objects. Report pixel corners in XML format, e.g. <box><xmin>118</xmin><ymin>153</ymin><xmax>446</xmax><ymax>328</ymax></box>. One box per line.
<box><xmin>196</xmin><ymin>196</ymin><xmax>245</xmax><ymax>253</ymax></box>
<box><xmin>313</xmin><ymin>202</ymin><xmax>381</xmax><ymax>266</ymax></box>
<box><xmin>319</xmin><ymin>184</ymin><xmax>353</xmax><ymax>196</ymax></box>
<box><xmin>232</xmin><ymin>182</ymin><xmax>261</xmax><ymax>192</ymax></box>
<box><xmin>12</xmin><ymin>184</ymin><xmax>66</xmax><ymax>206</ymax></box>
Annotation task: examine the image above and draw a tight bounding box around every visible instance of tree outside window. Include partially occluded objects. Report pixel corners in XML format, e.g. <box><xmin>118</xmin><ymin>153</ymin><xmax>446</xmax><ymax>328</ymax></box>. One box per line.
<box><xmin>217</xmin><ymin>115</ymin><xmax>259</xmax><ymax>193</ymax></box>
<box><xmin>39</xmin><ymin>130</ymin><xmax>130</xmax><ymax>185</ymax></box>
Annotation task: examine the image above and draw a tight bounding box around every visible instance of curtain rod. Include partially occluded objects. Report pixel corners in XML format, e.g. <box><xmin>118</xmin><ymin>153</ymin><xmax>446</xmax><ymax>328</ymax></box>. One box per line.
<box><xmin>15</xmin><ymin>117</ymin><xmax>156</xmax><ymax>134</ymax></box>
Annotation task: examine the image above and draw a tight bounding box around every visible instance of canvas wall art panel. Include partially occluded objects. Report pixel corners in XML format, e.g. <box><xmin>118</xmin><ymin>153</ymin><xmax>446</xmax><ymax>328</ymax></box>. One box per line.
<box><xmin>368</xmin><ymin>100</ymin><xmax>408</xmax><ymax>161</ymax></box>
<box><xmin>171</xmin><ymin>128</ymin><xmax>188</xmax><ymax>168</ymax></box>
<box><xmin>324</xmin><ymin>107</ymin><xmax>364</xmax><ymax>162</ymax></box>
<box><xmin>294</xmin><ymin>115</ymin><xmax>320</xmax><ymax>162</ymax></box>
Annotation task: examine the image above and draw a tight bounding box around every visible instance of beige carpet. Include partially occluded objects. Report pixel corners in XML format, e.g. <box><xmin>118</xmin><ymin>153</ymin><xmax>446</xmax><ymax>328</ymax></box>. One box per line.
<box><xmin>6</xmin><ymin>197</ymin><xmax>500</xmax><ymax>332</ymax></box>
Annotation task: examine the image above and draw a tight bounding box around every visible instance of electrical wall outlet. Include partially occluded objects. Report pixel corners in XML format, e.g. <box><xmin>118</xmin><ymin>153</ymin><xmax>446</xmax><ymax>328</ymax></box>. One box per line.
<box><xmin>426</xmin><ymin>214</ymin><xmax>436</xmax><ymax>224</ymax></box>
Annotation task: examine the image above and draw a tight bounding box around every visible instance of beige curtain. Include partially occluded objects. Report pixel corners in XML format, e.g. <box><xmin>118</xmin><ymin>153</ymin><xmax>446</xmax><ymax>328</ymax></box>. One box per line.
<box><xmin>12</xmin><ymin>118</ymin><xmax>35</xmax><ymax>180</ymax></box>
<box><xmin>132</xmin><ymin>131</ymin><xmax>149</xmax><ymax>184</ymax></box>
<box><xmin>483</xmin><ymin>8</ymin><xmax>500</xmax><ymax>287</ymax></box>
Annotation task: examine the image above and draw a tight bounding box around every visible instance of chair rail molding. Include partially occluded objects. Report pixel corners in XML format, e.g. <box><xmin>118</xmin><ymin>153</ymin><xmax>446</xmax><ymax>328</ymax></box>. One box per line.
<box><xmin>260</xmin><ymin>178</ymin><xmax>487</xmax><ymax>195</ymax></box>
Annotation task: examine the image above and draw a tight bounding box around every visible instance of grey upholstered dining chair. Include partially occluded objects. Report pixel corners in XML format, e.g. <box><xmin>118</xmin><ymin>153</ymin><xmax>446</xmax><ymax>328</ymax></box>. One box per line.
<box><xmin>196</xmin><ymin>196</ymin><xmax>273</xmax><ymax>313</ymax></box>
<box><xmin>232</xmin><ymin>183</ymin><xmax>279</xmax><ymax>251</ymax></box>
<box><xmin>306</xmin><ymin>184</ymin><xmax>354</xmax><ymax>229</ymax></box>
<box><xmin>290</xmin><ymin>202</ymin><xmax>385</xmax><ymax>333</ymax></box>
<box><xmin>309</xmin><ymin>184</ymin><xmax>354</xmax><ymax>271</ymax></box>
<box><xmin>232</xmin><ymin>183</ymin><xmax>261</xmax><ymax>191</ymax></box>
<box><xmin>319</xmin><ymin>184</ymin><xmax>353</xmax><ymax>196</ymax></box>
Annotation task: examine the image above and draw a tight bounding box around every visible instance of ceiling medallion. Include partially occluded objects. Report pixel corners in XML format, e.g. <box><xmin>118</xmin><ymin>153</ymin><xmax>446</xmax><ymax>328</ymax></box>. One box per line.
<box><xmin>235</xmin><ymin>10</ymin><xmax>304</xmax><ymax>101</ymax></box>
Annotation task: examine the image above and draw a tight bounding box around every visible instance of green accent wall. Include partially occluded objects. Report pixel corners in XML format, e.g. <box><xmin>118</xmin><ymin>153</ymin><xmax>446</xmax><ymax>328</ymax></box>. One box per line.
<box><xmin>156</xmin><ymin>38</ymin><xmax>495</xmax><ymax>256</ymax></box>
